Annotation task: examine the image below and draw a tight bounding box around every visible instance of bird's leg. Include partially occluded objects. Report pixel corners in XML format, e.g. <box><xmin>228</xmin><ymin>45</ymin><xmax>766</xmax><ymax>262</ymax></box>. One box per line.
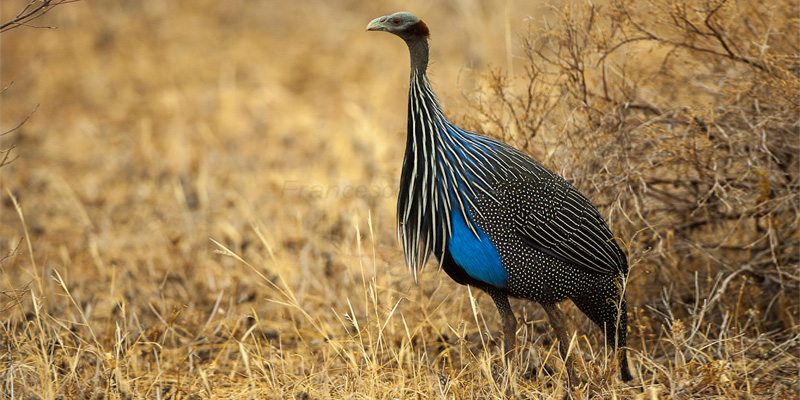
<box><xmin>618</xmin><ymin>347</ymin><xmax>633</xmax><ymax>382</ymax></box>
<box><xmin>615</xmin><ymin>300</ymin><xmax>634</xmax><ymax>382</ymax></box>
<box><xmin>487</xmin><ymin>288</ymin><xmax>517</xmax><ymax>366</ymax></box>
<box><xmin>542</xmin><ymin>303</ymin><xmax>575</xmax><ymax>388</ymax></box>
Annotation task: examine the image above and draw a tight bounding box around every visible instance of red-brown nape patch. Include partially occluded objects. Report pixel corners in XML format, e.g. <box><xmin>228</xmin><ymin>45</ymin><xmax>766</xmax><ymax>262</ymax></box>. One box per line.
<box><xmin>408</xmin><ymin>20</ymin><xmax>430</xmax><ymax>38</ymax></box>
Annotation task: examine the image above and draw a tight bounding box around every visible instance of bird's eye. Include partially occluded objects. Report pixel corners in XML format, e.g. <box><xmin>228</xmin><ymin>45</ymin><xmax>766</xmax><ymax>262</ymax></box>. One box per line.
<box><xmin>392</xmin><ymin>19</ymin><xmax>401</xmax><ymax>25</ymax></box>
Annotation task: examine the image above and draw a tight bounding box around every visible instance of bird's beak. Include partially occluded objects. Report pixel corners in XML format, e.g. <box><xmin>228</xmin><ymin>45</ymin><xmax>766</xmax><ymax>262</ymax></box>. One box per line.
<box><xmin>366</xmin><ymin>16</ymin><xmax>386</xmax><ymax>32</ymax></box>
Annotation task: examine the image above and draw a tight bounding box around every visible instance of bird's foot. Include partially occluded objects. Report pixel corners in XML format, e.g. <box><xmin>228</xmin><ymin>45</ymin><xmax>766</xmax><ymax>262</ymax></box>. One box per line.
<box><xmin>489</xmin><ymin>364</ymin><xmax>517</xmax><ymax>399</ymax></box>
<box><xmin>490</xmin><ymin>364</ymin><xmax>511</xmax><ymax>384</ymax></box>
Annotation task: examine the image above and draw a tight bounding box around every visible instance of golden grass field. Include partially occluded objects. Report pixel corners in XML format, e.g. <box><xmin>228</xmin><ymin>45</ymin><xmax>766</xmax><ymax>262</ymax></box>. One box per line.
<box><xmin>1</xmin><ymin>0</ymin><xmax>798</xmax><ymax>398</ymax></box>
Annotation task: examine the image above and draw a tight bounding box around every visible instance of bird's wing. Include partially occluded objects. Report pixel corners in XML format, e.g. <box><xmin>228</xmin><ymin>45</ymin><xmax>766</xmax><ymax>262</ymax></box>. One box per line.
<box><xmin>458</xmin><ymin>133</ymin><xmax>627</xmax><ymax>275</ymax></box>
<box><xmin>506</xmin><ymin>163</ymin><xmax>628</xmax><ymax>276</ymax></box>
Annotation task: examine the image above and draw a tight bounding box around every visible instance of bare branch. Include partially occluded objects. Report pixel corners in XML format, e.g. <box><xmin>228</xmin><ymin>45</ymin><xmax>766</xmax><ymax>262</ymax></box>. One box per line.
<box><xmin>0</xmin><ymin>0</ymin><xmax>81</xmax><ymax>33</ymax></box>
<box><xmin>0</xmin><ymin>100</ymin><xmax>37</xmax><ymax>169</ymax></box>
<box><xmin>1</xmin><ymin>103</ymin><xmax>39</xmax><ymax>137</ymax></box>
<box><xmin>0</xmin><ymin>143</ymin><xmax>19</xmax><ymax>168</ymax></box>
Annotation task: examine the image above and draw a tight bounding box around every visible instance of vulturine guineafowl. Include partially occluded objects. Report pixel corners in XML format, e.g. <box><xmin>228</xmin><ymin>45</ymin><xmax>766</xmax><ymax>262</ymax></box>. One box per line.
<box><xmin>366</xmin><ymin>12</ymin><xmax>633</xmax><ymax>385</ymax></box>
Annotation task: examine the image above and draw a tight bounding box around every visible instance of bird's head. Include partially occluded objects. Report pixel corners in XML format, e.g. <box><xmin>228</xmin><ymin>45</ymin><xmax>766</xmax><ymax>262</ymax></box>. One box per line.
<box><xmin>366</xmin><ymin>12</ymin><xmax>429</xmax><ymax>42</ymax></box>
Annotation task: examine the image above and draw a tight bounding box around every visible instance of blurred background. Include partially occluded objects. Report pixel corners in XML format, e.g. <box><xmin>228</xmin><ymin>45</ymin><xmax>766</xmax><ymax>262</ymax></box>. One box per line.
<box><xmin>1</xmin><ymin>0</ymin><xmax>797</xmax><ymax>398</ymax></box>
<box><xmin>0</xmin><ymin>0</ymin><xmax>547</xmax><ymax>290</ymax></box>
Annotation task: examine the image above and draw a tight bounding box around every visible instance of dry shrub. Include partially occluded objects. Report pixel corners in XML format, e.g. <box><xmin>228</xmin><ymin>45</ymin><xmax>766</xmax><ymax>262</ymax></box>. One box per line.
<box><xmin>465</xmin><ymin>0</ymin><xmax>799</xmax><ymax>395</ymax></box>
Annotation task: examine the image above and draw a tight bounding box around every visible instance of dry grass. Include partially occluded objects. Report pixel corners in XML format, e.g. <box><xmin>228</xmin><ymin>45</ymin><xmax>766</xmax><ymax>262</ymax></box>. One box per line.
<box><xmin>1</xmin><ymin>0</ymin><xmax>798</xmax><ymax>399</ymax></box>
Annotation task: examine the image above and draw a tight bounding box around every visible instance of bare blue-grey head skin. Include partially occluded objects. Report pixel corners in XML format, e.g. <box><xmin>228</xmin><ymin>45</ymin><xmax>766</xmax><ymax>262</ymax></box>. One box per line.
<box><xmin>366</xmin><ymin>12</ymin><xmax>633</xmax><ymax>388</ymax></box>
<box><xmin>366</xmin><ymin>12</ymin><xmax>430</xmax><ymax>73</ymax></box>
<box><xmin>365</xmin><ymin>11</ymin><xmax>425</xmax><ymax>36</ymax></box>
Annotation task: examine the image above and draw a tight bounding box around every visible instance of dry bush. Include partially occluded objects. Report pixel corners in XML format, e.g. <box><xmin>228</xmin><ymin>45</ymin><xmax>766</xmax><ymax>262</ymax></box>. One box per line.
<box><xmin>464</xmin><ymin>0</ymin><xmax>799</xmax><ymax>396</ymax></box>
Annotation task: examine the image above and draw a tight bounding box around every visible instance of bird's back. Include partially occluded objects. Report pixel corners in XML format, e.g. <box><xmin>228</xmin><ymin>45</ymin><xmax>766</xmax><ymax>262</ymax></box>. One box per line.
<box><xmin>458</xmin><ymin>133</ymin><xmax>629</xmax><ymax>278</ymax></box>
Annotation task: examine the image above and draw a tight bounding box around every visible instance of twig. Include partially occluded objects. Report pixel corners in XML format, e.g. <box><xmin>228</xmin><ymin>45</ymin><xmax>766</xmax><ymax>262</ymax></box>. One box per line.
<box><xmin>1</xmin><ymin>104</ymin><xmax>39</xmax><ymax>137</ymax></box>
<box><xmin>0</xmin><ymin>0</ymin><xmax>81</xmax><ymax>33</ymax></box>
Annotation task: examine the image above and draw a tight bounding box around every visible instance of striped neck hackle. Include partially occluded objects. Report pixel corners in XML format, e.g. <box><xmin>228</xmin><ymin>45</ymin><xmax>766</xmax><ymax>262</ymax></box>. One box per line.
<box><xmin>399</xmin><ymin>32</ymin><xmax>510</xmax><ymax>281</ymax></box>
